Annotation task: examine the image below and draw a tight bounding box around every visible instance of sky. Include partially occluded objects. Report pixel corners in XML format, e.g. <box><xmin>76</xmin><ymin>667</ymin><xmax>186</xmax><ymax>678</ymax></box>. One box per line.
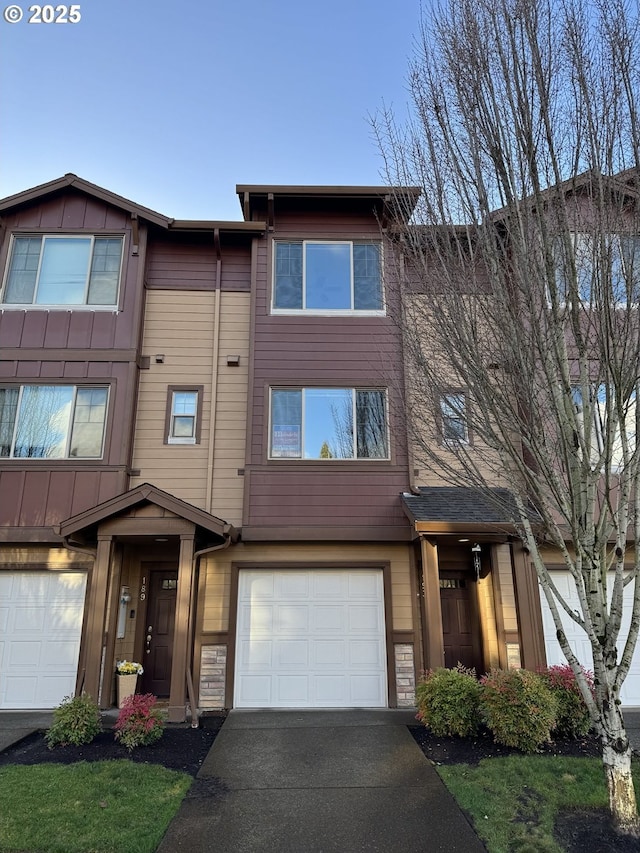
<box><xmin>0</xmin><ymin>0</ymin><xmax>420</xmax><ymax>221</ymax></box>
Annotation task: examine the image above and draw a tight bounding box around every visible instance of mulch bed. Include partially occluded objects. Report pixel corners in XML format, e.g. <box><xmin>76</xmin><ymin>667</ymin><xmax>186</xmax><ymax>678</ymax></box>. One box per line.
<box><xmin>409</xmin><ymin>724</ymin><xmax>640</xmax><ymax>853</ymax></box>
<box><xmin>0</xmin><ymin>712</ymin><xmax>226</xmax><ymax>777</ymax></box>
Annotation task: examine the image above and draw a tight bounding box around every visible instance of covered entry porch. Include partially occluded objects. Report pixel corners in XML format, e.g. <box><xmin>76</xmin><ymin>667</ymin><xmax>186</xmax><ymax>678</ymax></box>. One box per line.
<box><xmin>56</xmin><ymin>483</ymin><xmax>237</xmax><ymax>722</ymax></box>
<box><xmin>403</xmin><ymin>487</ymin><xmax>546</xmax><ymax>677</ymax></box>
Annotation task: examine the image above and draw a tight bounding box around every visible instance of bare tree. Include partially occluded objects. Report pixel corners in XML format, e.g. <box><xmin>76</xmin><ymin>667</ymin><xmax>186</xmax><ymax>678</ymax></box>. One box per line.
<box><xmin>375</xmin><ymin>0</ymin><xmax>640</xmax><ymax>835</ymax></box>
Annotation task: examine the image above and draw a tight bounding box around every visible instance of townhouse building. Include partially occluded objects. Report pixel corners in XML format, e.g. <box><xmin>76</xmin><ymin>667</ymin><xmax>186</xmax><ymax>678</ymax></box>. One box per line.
<box><xmin>0</xmin><ymin>173</ymin><xmax>581</xmax><ymax>719</ymax></box>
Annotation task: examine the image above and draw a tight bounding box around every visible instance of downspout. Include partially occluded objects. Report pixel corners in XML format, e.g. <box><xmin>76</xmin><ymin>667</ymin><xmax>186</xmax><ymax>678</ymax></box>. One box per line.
<box><xmin>205</xmin><ymin>228</ymin><xmax>223</xmax><ymax>513</ymax></box>
<box><xmin>186</xmin><ymin>534</ymin><xmax>234</xmax><ymax>726</ymax></box>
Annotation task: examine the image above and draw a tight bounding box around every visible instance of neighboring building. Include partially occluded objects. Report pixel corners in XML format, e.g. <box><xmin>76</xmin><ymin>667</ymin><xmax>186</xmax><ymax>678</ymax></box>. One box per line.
<box><xmin>0</xmin><ymin>174</ymin><xmax>562</xmax><ymax>718</ymax></box>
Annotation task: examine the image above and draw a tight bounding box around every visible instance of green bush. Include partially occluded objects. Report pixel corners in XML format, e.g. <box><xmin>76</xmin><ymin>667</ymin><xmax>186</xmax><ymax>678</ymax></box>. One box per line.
<box><xmin>45</xmin><ymin>694</ymin><xmax>102</xmax><ymax>748</ymax></box>
<box><xmin>114</xmin><ymin>693</ymin><xmax>164</xmax><ymax>750</ymax></box>
<box><xmin>415</xmin><ymin>665</ymin><xmax>482</xmax><ymax>737</ymax></box>
<box><xmin>480</xmin><ymin>669</ymin><xmax>557</xmax><ymax>753</ymax></box>
<box><xmin>540</xmin><ymin>664</ymin><xmax>593</xmax><ymax>739</ymax></box>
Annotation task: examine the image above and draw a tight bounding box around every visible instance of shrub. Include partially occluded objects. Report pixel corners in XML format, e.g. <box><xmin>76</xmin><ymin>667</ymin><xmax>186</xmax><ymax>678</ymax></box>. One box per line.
<box><xmin>480</xmin><ymin>669</ymin><xmax>557</xmax><ymax>753</ymax></box>
<box><xmin>45</xmin><ymin>694</ymin><xmax>102</xmax><ymax>748</ymax></box>
<box><xmin>415</xmin><ymin>665</ymin><xmax>482</xmax><ymax>737</ymax></box>
<box><xmin>540</xmin><ymin>664</ymin><xmax>594</xmax><ymax>739</ymax></box>
<box><xmin>114</xmin><ymin>693</ymin><xmax>164</xmax><ymax>750</ymax></box>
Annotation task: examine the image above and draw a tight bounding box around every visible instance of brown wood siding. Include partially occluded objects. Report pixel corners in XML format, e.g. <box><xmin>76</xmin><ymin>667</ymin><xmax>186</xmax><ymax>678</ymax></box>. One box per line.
<box><xmin>245</xmin><ymin>218</ymin><xmax>410</xmax><ymax>537</ymax></box>
<box><xmin>0</xmin><ymin>468</ymin><xmax>128</xmax><ymax>530</ymax></box>
<box><xmin>0</xmin><ymin>191</ymin><xmax>144</xmax><ymax>350</ymax></box>
<box><xmin>0</xmin><ymin>188</ymin><xmax>150</xmax><ymax>534</ymax></box>
<box><xmin>145</xmin><ymin>235</ymin><xmax>251</xmax><ymax>292</ymax></box>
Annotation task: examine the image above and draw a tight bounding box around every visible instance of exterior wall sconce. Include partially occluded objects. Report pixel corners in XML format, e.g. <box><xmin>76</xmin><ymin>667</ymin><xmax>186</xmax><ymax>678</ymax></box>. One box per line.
<box><xmin>117</xmin><ymin>586</ymin><xmax>131</xmax><ymax>638</ymax></box>
<box><xmin>471</xmin><ymin>543</ymin><xmax>482</xmax><ymax>579</ymax></box>
<box><xmin>226</xmin><ymin>355</ymin><xmax>240</xmax><ymax>366</ymax></box>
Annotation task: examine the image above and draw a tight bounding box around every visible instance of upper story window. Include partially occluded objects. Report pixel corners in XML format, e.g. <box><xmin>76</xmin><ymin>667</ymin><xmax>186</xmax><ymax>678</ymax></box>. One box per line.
<box><xmin>165</xmin><ymin>387</ymin><xmax>203</xmax><ymax>445</ymax></box>
<box><xmin>553</xmin><ymin>233</ymin><xmax>640</xmax><ymax>305</ymax></box>
<box><xmin>440</xmin><ymin>392</ymin><xmax>468</xmax><ymax>443</ymax></box>
<box><xmin>0</xmin><ymin>385</ymin><xmax>109</xmax><ymax>459</ymax></box>
<box><xmin>2</xmin><ymin>235</ymin><xmax>124</xmax><ymax>307</ymax></box>
<box><xmin>572</xmin><ymin>384</ymin><xmax>636</xmax><ymax>471</ymax></box>
<box><xmin>269</xmin><ymin>387</ymin><xmax>389</xmax><ymax>460</ymax></box>
<box><xmin>273</xmin><ymin>241</ymin><xmax>383</xmax><ymax>313</ymax></box>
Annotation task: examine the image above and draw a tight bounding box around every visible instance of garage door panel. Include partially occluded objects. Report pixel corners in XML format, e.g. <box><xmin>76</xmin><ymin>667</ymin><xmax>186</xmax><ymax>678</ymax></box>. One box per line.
<box><xmin>235</xmin><ymin>569</ymin><xmax>387</xmax><ymax>708</ymax></box>
<box><xmin>14</xmin><ymin>607</ymin><xmax>46</xmax><ymax>632</ymax></box>
<box><xmin>237</xmin><ymin>639</ymin><xmax>272</xmax><ymax>667</ymax></box>
<box><xmin>313</xmin><ymin>640</ymin><xmax>346</xmax><ymax>666</ymax></box>
<box><xmin>314</xmin><ymin>573</ymin><xmax>348</xmax><ymax>598</ymax></box>
<box><xmin>274</xmin><ymin>604</ymin><xmax>309</xmax><ymax>633</ymax></box>
<box><xmin>239</xmin><ymin>602</ymin><xmax>273</xmax><ymax>634</ymax></box>
<box><xmin>276</xmin><ymin>640</ymin><xmax>309</xmax><ymax>667</ymax></box>
<box><xmin>313</xmin><ymin>605</ymin><xmax>346</xmax><ymax>632</ymax></box>
<box><xmin>349</xmin><ymin>573</ymin><xmax>381</xmax><ymax>598</ymax></box>
<box><xmin>0</xmin><ymin>571</ymin><xmax>87</xmax><ymax>710</ymax></box>
<box><xmin>278</xmin><ymin>573</ymin><xmax>310</xmax><ymax>598</ymax></box>
<box><xmin>540</xmin><ymin>572</ymin><xmax>640</xmax><ymax>706</ymax></box>
<box><xmin>348</xmin><ymin>605</ymin><xmax>383</xmax><ymax>632</ymax></box>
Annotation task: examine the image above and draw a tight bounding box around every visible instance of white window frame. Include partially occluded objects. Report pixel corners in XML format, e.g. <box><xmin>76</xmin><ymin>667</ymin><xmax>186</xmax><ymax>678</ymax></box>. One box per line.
<box><xmin>167</xmin><ymin>389</ymin><xmax>199</xmax><ymax>445</ymax></box>
<box><xmin>268</xmin><ymin>386</ymin><xmax>390</xmax><ymax>461</ymax></box>
<box><xmin>440</xmin><ymin>392</ymin><xmax>469</xmax><ymax>445</ymax></box>
<box><xmin>0</xmin><ymin>384</ymin><xmax>110</xmax><ymax>459</ymax></box>
<box><xmin>1</xmin><ymin>234</ymin><xmax>124</xmax><ymax>309</ymax></box>
<box><xmin>271</xmin><ymin>239</ymin><xmax>385</xmax><ymax>316</ymax></box>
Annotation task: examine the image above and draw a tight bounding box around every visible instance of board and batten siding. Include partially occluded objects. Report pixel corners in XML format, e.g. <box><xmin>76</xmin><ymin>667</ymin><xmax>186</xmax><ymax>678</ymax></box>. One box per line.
<box><xmin>245</xmin><ymin>231</ymin><xmax>411</xmax><ymax>535</ymax></box>
<box><xmin>0</xmin><ymin>192</ymin><xmax>144</xmax><ymax>350</ymax></box>
<box><xmin>130</xmin><ymin>290</ymin><xmax>250</xmax><ymax>522</ymax></box>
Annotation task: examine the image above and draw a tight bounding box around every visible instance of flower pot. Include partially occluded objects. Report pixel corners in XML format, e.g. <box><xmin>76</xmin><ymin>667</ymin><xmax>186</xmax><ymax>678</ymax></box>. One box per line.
<box><xmin>117</xmin><ymin>673</ymin><xmax>138</xmax><ymax>708</ymax></box>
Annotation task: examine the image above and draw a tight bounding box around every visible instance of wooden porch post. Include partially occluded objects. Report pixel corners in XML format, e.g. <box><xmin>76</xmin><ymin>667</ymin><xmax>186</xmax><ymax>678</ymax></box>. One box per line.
<box><xmin>511</xmin><ymin>543</ymin><xmax>547</xmax><ymax>670</ymax></box>
<box><xmin>421</xmin><ymin>537</ymin><xmax>445</xmax><ymax>670</ymax></box>
<box><xmin>168</xmin><ymin>532</ymin><xmax>195</xmax><ymax>723</ymax></box>
<box><xmin>82</xmin><ymin>534</ymin><xmax>113</xmax><ymax>706</ymax></box>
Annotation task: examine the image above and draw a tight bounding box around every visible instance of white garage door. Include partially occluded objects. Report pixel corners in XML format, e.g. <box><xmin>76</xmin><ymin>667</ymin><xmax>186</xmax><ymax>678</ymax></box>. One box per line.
<box><xmin>539</xmin><ymin>571</ymin><xmax>640</xmax><ymax>707</ymax></box>
<box><xmin>235</xmin><ymin>569</ymin><xmax>387</xmax><ymax>708</ymax></box>
<box><xmin>0</xmin><ymin>571</ymin><xmax>87</xmax><ymax>710</ymax></box>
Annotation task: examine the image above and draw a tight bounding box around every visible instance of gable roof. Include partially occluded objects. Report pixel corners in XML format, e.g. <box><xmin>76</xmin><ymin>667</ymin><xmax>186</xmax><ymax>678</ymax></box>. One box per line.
<box><xmin>0</xmin><ymin>173</ymin><xmax>173</xmax><ymax>228</ymax></box>
<box><xmin>56</xmin><ymin>482</ymin><xmax>238</xmax><ymax>544</ymax></box>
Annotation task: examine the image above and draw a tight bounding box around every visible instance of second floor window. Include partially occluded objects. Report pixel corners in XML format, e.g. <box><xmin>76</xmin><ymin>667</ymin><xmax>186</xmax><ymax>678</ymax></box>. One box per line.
<box><xmin>273</xmin><ymin>241</ymin><xmax>383</xmax><ymax>312</ymax></box>
<box><xmin>0</xmin><ymin>385</ymin><xmax>109</xmax><ymax>459</ymax></box>
<box><xmin>166</xmin><ymin>388</ymin><xmax>201</xmax><ymax>444</ymax></box>
<box><xmin>270</xmin><ymin>387</ymin><xmax>389</xmax><ymax>460</ymax></box>
<box><xmin>2</xmin><ymin>235</ymin><xmax>124</xmax><ymax>307</ymax></box>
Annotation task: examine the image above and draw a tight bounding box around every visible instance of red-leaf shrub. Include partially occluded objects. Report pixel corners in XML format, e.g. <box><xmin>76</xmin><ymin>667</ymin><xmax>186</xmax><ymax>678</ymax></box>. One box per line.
<box><xmin>540</xmin><ymin>664</ymin><xmax>594</xmax><ymax>738</ymax></box>
<box><xmin>114</xmin><ymin>693</ymin><xmax>164</xmax><ymax>750</ymax></box>
<box><xmin>480</xmin><ymin>669</ymin><xmax>557</xmax><ymax>753</ymax></box>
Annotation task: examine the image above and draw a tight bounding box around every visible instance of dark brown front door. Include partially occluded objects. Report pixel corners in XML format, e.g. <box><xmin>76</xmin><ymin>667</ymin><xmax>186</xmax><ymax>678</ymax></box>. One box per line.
<box><xmin>440</xmin><ymin>571</ymin><xmax>483</xmax><ymax>674</ymax></box>
<box><xmin>141</xmin><ymin>570</ymin><xmax>178</xmax><ymax>696</ymax></box>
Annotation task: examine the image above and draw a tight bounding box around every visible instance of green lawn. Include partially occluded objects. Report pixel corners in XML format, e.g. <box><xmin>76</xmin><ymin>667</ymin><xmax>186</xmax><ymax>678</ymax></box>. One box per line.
<box><xmin>0</xmin><ymin>761</ymin><xmax>191</xmax><ymax>853</ymax></box>
<box><xmin>437</xmin><ymin>754</ymin><xmax>640</xmax><ymax>853</ymax></box>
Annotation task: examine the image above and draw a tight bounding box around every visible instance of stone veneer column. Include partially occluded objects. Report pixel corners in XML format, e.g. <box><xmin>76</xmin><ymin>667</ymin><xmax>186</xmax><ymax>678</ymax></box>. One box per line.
<box><xmin>199</xmin><ymin>645</ymin><xmax>228</xmax><ymax>709</ymax></box>
<box><xmin>394</xmin><ymin>643</ymin><xmax>416</xmax><ymax>707</ymax></box>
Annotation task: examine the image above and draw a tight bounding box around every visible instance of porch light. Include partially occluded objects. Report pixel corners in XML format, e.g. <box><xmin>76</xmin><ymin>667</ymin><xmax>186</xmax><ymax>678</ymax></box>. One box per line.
<box><xmin>117</xmin><ymin>586</ymin><xmax>131</xmax><ymax>638</ymax></box>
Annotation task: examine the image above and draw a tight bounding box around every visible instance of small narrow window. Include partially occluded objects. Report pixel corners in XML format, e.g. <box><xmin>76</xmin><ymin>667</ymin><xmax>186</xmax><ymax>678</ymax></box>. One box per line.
<box><xmin>440</xmin><ymin>393</ymin><xmax>468</xmax><ymax>444</ymax></box>
<box><xmin>165</xmin><ymin>387</ymin><xmax>203</xmax><ymax>445</ymax></box>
